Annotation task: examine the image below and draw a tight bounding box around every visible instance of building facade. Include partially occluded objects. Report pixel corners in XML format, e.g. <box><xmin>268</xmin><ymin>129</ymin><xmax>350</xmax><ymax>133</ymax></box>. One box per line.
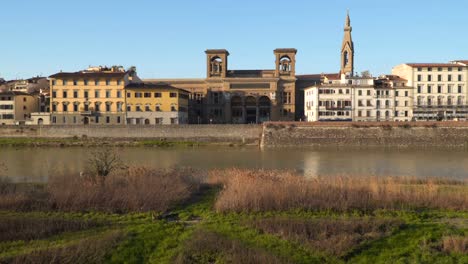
<box><xmin>125</xmin><ymin>82</ymin><xmax>189</xmax><ymax>125</ymax></box>
<box><xmin>146</xmin><ymin>48</ymin><xmax>298</xmax><ymax>124</ymax></box>
<box><xmin>49</xmin><ymin>66</ymin><xmax>141</xmax><ymax>125</ymax></box>
<box><xmin>0</xmin><ymin>91</ymin><xmax>39</xmax><ymax>125</ymax></box>
<box><xmin>392</xmin><ymin>62</ymin><xmax>468</xmax><ymax>121</ymax></box>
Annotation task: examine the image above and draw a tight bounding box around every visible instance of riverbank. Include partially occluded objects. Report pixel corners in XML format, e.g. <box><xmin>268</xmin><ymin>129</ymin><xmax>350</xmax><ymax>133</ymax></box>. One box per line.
<box><xmin>1</xmin><ymin>122</ymin><xmax>468</xmax><ymax>148</ymax></box>
<box><xmin>0</xmin><ymin>169</ymin><xmax>467</xmax><ymax>263</ymax></box>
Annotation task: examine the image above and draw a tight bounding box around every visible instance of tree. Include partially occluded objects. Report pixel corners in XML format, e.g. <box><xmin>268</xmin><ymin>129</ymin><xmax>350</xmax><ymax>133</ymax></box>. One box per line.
<box><xmin>86</xmin><ymin>148</ymin><xmax>124</xmax><ymax>181</ymax></box>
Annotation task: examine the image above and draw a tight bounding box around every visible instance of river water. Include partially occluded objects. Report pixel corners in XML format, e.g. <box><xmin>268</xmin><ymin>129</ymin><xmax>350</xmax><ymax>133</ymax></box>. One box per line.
<box><xmin>1</xmin><ymin>147</ymin><xmax>467</xmax><ymax>182</ymax></box>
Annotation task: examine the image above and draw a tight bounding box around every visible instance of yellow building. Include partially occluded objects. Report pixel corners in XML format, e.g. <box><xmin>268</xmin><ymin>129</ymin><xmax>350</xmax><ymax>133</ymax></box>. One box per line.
<box><xmin>125</xmin><ymin>82</ymin><xmax>189</xmax><ymax>125</ymax></box>
<box><xmin>0</xmin><ymin>91</ymin><xmax>39</xmax><ymax>125</ymax></box>
<box><xmin>49</xmin><ymin>66</ymin><xmax>140</xmax><ymax>125</ymax></box>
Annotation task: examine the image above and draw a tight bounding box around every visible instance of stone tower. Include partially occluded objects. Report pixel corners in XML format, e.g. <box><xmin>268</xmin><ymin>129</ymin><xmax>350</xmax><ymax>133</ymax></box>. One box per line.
<box><xmin>341</xmin><ymin>11</ymin><xmax>354</xmax><ymax>76</ymax></box>
<box><xmin>205</xmin><ymin>49</ymin><xmax>229</xmax><ymax>78</ymax></box>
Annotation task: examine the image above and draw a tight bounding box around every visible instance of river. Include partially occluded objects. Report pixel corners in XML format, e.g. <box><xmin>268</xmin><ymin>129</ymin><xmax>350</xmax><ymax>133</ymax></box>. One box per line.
<box><xmin>1</xmin><ymin>147</ymin><xmax>467</xmax><ymax>182</ymax></box>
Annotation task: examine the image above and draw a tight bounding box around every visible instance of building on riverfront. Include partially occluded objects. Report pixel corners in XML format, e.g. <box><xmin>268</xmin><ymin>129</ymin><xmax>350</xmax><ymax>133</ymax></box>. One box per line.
<box><xmin>392</xmin><ymin>61</ymin><xmax>468</xmax><ymax>121</ymax></box>
<box><xmin>145</xmin><ymin>48</ymin><xmax>299</xmax><ymax>124</ymax></box>
<box><xmin>0</xmin><ymin>91</ymin><xmax>40</xmax><ymax>125</ymax></box>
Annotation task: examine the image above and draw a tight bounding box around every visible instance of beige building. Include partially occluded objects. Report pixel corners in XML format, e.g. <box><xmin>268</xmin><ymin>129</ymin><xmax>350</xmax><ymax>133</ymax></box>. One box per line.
<box><xmin>125</xmin><ymin>82</ymin><xmax>189</xmax><ymax>125</ymax></box>
<box><xmin>146</xmin><ymin>48</ymin><xmax>298</xmax><ymax>124</ymax></box>
<box><xmin>392</xmin><ymin>61</ymin><xmax>468</xmax><ymax>121</ymax></box>
<box><xmin>49</xmin><ymin>66</ymin><xmax>141</xmax><ymax>125</ymax></box>
<box><xmin>0</xmin><ymin>91</ymin><xmax>39</xmax><ymax>125</ymax></box>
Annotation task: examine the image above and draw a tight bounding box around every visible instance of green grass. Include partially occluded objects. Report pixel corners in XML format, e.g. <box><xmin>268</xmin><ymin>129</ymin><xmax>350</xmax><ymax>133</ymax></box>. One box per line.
<box><xmin>0</xmin><ymin>186</ymin><xmax>466</xmax><ymax>264</ymax></box>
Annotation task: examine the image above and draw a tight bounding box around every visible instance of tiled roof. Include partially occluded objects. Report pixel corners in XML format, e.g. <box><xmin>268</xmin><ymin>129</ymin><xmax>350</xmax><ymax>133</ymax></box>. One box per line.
<box><xmin>49</xmin><ymin>71</ymin><xmax>127</xmax><ymax>79</ymax></box>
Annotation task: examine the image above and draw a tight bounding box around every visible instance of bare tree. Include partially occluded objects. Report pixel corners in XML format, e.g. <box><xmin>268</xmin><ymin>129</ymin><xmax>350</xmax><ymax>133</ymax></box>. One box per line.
<box><xmin>85</xmin><ymin>148</ymin><xmax>124</xmax><ymax>181</ymax></box>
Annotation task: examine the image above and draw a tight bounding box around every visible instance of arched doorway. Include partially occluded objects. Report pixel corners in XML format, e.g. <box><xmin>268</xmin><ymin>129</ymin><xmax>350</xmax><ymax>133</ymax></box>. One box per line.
<box><xmin>258</xmin><ymin>96</ymin><xmax>271</xmax><ymax>123</ymax></box>
<box><xmin>245</xmin><ymin>96</ymin><xmax>257</xmax><ymax>124</ymax></box>
<box><xmin>83</xmin><ymin>117</ymin><xmax>89</xmax><ymax>125</ymax></box>
<box><xmin>231</xmin><ymin>96</ymin><xmax>243</xmax><ymax>124</ymax></box>
<box><xmin>37</xmin><ymin>118</ymin><xmax>43</xmax><ymax>125</ymax></box>
<box><xmin>144</xmin><ymin>119</ymin><xmax>150</xmax><ymax>125</ymax></box>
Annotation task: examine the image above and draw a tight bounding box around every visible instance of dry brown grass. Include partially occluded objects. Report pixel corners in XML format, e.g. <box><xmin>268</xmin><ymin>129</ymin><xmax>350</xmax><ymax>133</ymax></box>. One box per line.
<box><xmin>0</xmin><ymin>179</ymin><xmax>48</xmax><ymax>211</ymax></box>
<box><xmin>174</xmin><ymin>229</ymin><xmax>289</xmax><ymax>264</ymax></box>
<box><xmin>212</xmin><ymin>169</ymin><xmax>468</xmax><ymax>212</ymax></box>
<box><xmin>47</xmin><ymin>167</ymin><xmax>201</xmax><ymax>213</ymax></box>
<box><xmin>248</xmin><ymin>217</ymin><xmax>403</xmax><ymax>256</ymax></box>
<box><xmin>441</xmin><ymin>236</ymin><xmax>468</xmax><ymax>254</ymax></box>
<box><xmin>5</xmin><ymin>230</ymin><xmax>124</xmax><ymax>264</ymax></box>
<box><xmin>0</xmin><ymin>217</ymin><xmax>103</xmax><ymax>242</ymax></box>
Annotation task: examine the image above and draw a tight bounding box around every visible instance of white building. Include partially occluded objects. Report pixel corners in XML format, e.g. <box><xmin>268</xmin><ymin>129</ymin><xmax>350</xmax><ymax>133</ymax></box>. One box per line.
<box><xmin>392</xmin><ymin>61</ymin><xmax>468</xmax><ymax>121</ymax></box>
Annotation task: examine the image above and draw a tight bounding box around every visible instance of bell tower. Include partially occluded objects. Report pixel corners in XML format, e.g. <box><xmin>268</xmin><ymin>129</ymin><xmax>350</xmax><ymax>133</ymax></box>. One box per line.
<box><xmin>205</xmin><ymin>49</ymin><xmax>229</xmax><ymax>78</ymax></box>
<box><xmin>274</xmin><ymin>48</ymin><xmax>297</xmax><ymax>77</ymax></box>
<box><xmin>341</xmin><ymin>11</ymin><xmax>354</xmax><ymax>76</ymax></box>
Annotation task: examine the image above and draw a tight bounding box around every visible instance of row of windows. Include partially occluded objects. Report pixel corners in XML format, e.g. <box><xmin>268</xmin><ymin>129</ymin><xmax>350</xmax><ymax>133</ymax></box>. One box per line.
<box><xmin>52</xmin><ymin>90</ymin><xmax>122</xmax><ymax>99</ymax></box>
<box><xmin>126</xmin><ymin>105</ymin><xmax>182</xmax><ymax>112</ymax></box>
<box><xmin>417</xmin><ymin>85</ymin><xmax>464</xmax><ymax>94</ymax></box>
<box><xmin>52</xmin><ymin>102</ymin><xmax>124</xmax><ymax>112</ymax></box>
<box><xmin>52</xmin><ymin>79</ymin><xmax>123</xmax><ymax>86</ymax></box>
<box><xmin>0</xmin><ymin>114</ymin><xmax>14</xmax><ymax>119</ymax></box>
<box><xmin>416</xmin><ymin>97</ymin><xmax>465</xmax><ymax>106</ymax></box>
<box><xmin>127</xmin><ymin>92</ymin><xmax>179</xmax><ymax>98</ymax></box>
<box><xmin>417</xmin><ymin>67</ymin><xmax>463</xmax><ymax>72</ymax></box>
<box><xmin>417</xmin><ymin>74</ymin><xmax>463</xmax><ymax>82</ymax></box>
<box><xmin>52</xmin><ymin>116</ymin><xmax>123</xmax><ymax>124</ymax></box>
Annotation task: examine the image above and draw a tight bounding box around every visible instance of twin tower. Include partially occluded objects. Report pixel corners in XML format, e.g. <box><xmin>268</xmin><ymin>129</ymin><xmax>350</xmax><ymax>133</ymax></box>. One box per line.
<box><xmin>203</xmin><ymin>12</ymin><xmax>354</xmax><ymax>79</ymax></box>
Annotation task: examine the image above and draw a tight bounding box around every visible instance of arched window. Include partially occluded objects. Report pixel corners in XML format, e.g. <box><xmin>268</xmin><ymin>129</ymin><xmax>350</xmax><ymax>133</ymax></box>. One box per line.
<box><xmin>279</xmin><ymin>56</ymin><xmax>291</xmax><ymax>72</ymax></box>
<box><xmin>211</xmin><ymin>57</ymin><xmax>223</xmax><ymax>75</ymax></box>
<box><xmin>343</xmin><ymin>51</ymin><xmax>349</xmax><ymax>67</ymax></box>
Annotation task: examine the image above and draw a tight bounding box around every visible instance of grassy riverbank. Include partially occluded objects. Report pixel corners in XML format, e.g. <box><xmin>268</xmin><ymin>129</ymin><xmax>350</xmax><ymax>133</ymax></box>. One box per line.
<box><xmin>0</xmin><ymin>137</ymin><xmax>254</xmax><ymax>148</ymax></box>
<box><xmin>0</xmin><ymin>169</ymin><xmax>467</xmax><ymax>263</ymax></box>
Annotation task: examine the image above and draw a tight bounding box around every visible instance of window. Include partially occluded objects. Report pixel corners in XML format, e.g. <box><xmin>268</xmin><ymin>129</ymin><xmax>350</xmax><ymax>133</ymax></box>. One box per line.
<box><xmin>62</xmin><ymin>103</ymin><xmax>68</xmax><ymax>112</ymax></box>
<box><xmin>170</xmin><ymin>118</ymin><xmax>177</xmax><ymax>124</ymax></box>
<box><xmin>144</xmin><ymin>92</ymin><xmax>151</xmax><ymax>98</ymax></box>
<box><xmin>458</xmin><ymin>67</ymin><xmax>462</xmax><ymax>71</ymax></box>
<box><xmin>438</xmin><ymin>75</ymin><xmax>442</xmax><ymax>81</ymax></box>
<box><xmin>63</xmin><ymin>80</ymin><xmax>68</xmax><ymax>85</ymax></box>
<box><xmin>52</xmin><ymin>91</ymin><xmax>57</xmax><ymax>98</ymax></box>
<box><xmin>126</xmin><ymin>105</ymin><xmax>131</xmax><ymax>111</ymax></box>
<box><xmin>117</xmin><ymin>116</ymin><xmax>121</xmax><ymax>124</ymax></box>
<box><xmin>171</xmin><ymin>106</ymin><xmax>177</xmax><ymax>111</ymax></box>
<box><xmin>145</xmin><ymin>105</ymin><xmax>151</xmax><ymax>111</ymax></box>
<box><xmin>52</xmin><ymin>104</ymin><xmax>57</xmax><ymax>112</ymax></box>
<box><xmin>117</xmin><ymin>102</ymin><xmax>123</xmax><ymax>112</ymax></box>
<box><xmin>448</xmin><ymin>75</ymin><xmax>452</xmax><ymax>81</ymax></box>
<box><xmin>106</xmin><ymin>90</ymin><xmax>111</xmax><ymax>98</ymax></box>
<box><xmin>95</xmin><ymin>103</ymin><xmax>100</xmax><ymax>112</ymax></box>
<box><xmin>427</xmin><ymin>75</ymin><xmax>432</xmax><ymax>81</ymax></box>
<box><xmin>448</xmin><ymin>85</ymin><xmax>452</xmax><ymax>93</ymax></box>
<box><xmin>358</xmin><ymin>90</ymin><xmax>362</xmax><ymax>96</ymax></box>
<box><xmin>117</xmin><ymin>80</ymin><xmax>122</xmax><ymax>85</ymax></box>
<box><xmin>52</xmin><ymin>116</ymin><xmax>57</xmax><ymax>123</ymax></box>
<box><xmin>366</xmin><ymin>110</ymin><xmax>371</xmax><ymax>117</ymax></box>
<box><xmin>95</xmin><ymin>90</ymin><xmax>100</xmax><ymax>98</ymax></box>
<box><xmin>448</xmin><ymin>67</ymin><xmax>452</xmax><ymax>72</ymax></box>
<box><xmin>428</xmin><ymin>67</ymin><xmax>432</xmax><ymax>72</ymax></box>
<box><xmin>170</xmin><ymin>92</ymin><xmax>177</xmax><ymax>98</ymax></box>
<box><xmin>52</xmin><ymin>80</ymin><xmax>56</xmax><ymax>86</ymax></box>
<box><xmin>405</xmin><ymin>91</ymin><xmax>408</xmax><ymax>97</ymax></box>
<box><xmin>106</xmin><ymin>116</ymin><xmax>110</xmax><ymax>124</ymax></box>
<box><xmin>427</xmin><ymin>85</ymin><xmax>432</xmax><ymax>93</ymax></box>
<box><xmin>395</xmin><ymin>91</ymin><xmax>399</xmax><ymax>96</ymax></box>
<box><xmin>417</xmin><ymin>85</ymin><xmax>422</xmax><ymax>93</ymax></box>
<box><xmin>405</xmin><ymin>101</ymin><xmax>408</xmax><ymax>107</ymax></box>
<box><xmin>95</xmin><ymin>116</ymin><xmax>99</xmax><ymax>123</ymax></box>
<box><xmin>73</xmin><ymin>91</ymin><xmax>78</xmax><ymax>98</ymax></box>
<box><xmin>136</xmin><ymin>105</ymin><xmax>141</xmax><ymax>111</ymax></box>
<box><xmin>84</xmin><ymin>80</ymin><xmax>88</xmax><ymax>86</ymax></box>
<box><xmin>395</xmin><ymin>111</ymin><xmax>398</xmax><ymax>117</ymax></box>
<box><xmin>135</xmin><ymin>92</ymin><xmax>142</xmax><ymax>98</ymax></box>
<box><xmin>106</xmin><ymin>80</ymin><xmax>110</xmax><ymax>86</ymax></box>
<box><xmin>358</xmin><ymin>111</ymin><xmax>362</xmax><ymax>117</ymax></box>
<box><xmin>73</xmin><ymin>116</ymin><xmax>77</xmax><ymax>124</ymax></box>
<box><xmin>155</xmin><ymin>105</ymin><xmax>161</xmax><ymax>111</ymax></box>
<box><xmin>395</xmin><ymin>101</ymin><xmax>399</xmax><ymax>106</ymax></box>
<box><xmin>438</xmin><ymin>85</ymin><xmax>442</xmax><ymax>93</ymax></box>
<box><xmin>155</xmin><ymin>118</ymin><xmax>163</xmax><ymax>124</ymax></box>
<box><xmin>417</xmin><ymin>75</ymin><xmax>422</xmax><ymax>81</ymax></box>
<box><xmin>73</xmin><ymin>80</ymin><xmax>77</xmax><ymax>86</ymax></box>
<box><xmin>458</xmin><ymin>85</ymin><xmax>462</xmax><ymax>93</ymax></box>
<box><xmin>73</xmin><ymin>104</ymin><xmax>78</xmax><ymax>112</ymax></box>
<box><xmin>126</xmin><ymin>92</ymin><xmax>131</xmax><ymax>98</ymax></box>
<box><xmin>117</xmin><ymin>91</ymin><xmax>122</xmax><ymax>98</ymax></box>
<box><xmin>95</xmin><ymin>80</ymin><xmax>99</xmax><ymax>86</ymax></box>
<box><xmin>155</xmin><ymin>92</ymin><xmax>162</xmax><ymax>98</ymax></box>
<box><xmin>405</xmin><ymin>111</ymin><xmax>408</xmax><ymax>117</ymax></box>
<box><xmin>458</xmin><ymin>75</ymin><xmax>463</xmax><ymax>82</ymax></box>
<box><xmin>437</xmin><ymin>67</ymin><xmax>442</xmax><ymax>71</ymax></box>
<box><xmin>84</xmin><ymin>91</ymin><xmax>89</xmax><ymax>98</ymax></box>
<box><xmin>417</xmin><ymin>67</ymin><xmax>422</xmax><ymax>71</ymax></box>
<box><xmin>367</xmin><ymin>90</ymin><xmax>371</xmax><ymax>96</ymax></box>
<box><xmin>106</xmin><ymin>103</ymin><xmax>111</xmax><ymax>112</ymax></box>
<box><xmin>63</xmin><ymin>91</ymin><xmax>68</xmax><ymax>98</ymax></box>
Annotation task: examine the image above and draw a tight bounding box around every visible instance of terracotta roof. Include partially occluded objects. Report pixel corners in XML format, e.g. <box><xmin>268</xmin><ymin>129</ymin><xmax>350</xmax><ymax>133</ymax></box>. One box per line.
<box><xmin>322</xmin><ymin>73</ymin><xmax>341</xmax><ymax>80</ymax></box>
<box><xmin>405</xmin><ymin>63</ymin><xmax>456</xmax><ymax>68</ymax></box>
<box><xmin>125</xmin><ymin>82</ymin><xmax>189</xmax><ymax>93</ymax></box>
<box><xmin>49</xmin><ymin>71</ymin><xmax>127</xmax><ymax>79</ymax></box>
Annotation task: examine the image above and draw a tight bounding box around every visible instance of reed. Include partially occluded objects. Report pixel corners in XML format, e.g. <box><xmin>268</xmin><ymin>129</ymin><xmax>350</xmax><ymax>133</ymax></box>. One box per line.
<box><xmin>212</xmin><ymin>169</ymin><xmax>468</xmax><ymax>212</ymax></box>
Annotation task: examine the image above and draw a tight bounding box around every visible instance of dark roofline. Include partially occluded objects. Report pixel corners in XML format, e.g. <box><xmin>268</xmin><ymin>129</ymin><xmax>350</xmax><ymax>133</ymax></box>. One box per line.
<box><xmin>125</xmin><ymin>82</ymin><xmax>189</xmax><ymax>93</ymax></box>
<box><xmin>49</xmin><ymin>71</ymin><xmax>128</xmax><ymax>79</ymax></box>
<box><xmin>205</xmin><ymin>49</ymin><xmax>230</xmax><ymax>55</ymax></box>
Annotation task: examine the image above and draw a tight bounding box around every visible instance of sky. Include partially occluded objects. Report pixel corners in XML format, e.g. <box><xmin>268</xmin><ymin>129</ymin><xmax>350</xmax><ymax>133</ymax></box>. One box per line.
<box><xmin>1</xmin><ymin>0</ymin><xmax>468</xmax><ymax>80</ymax></box>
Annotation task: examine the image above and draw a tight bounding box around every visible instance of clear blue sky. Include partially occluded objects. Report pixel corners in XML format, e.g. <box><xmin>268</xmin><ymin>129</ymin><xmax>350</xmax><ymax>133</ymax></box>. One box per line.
<box><xmin>1</xmin><ymin>0</ymin><xmax>468</xmax><ymax>80</ymax></box>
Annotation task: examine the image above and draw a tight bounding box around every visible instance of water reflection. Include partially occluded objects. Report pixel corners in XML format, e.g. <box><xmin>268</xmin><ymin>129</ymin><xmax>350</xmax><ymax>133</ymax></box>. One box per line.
<box><xmin>0</xmin><ymin>147</ymin><xmax>467</xmax><ymax>182</ymax></box>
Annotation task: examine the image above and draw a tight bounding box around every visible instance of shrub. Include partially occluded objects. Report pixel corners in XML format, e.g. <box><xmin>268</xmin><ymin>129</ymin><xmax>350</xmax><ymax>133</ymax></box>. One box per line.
<box><xmin>441</xmin><ymin>236</ymin><xmax>468</xmax><ymax>254</ymax></box>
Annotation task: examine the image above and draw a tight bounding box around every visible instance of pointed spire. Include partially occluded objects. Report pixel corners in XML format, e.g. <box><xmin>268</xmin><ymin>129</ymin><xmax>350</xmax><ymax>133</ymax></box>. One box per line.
<box><xmin>345</xmin><ymin>10</ymin><xmax>351</xmax><ymax>29</ymax></box>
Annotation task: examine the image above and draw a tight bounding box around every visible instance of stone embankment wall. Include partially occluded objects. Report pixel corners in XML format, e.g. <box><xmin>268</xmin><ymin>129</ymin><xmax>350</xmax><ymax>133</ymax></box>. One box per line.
<box><xmin>261</xmin><ymin>122</ymin><xmax>468</xmax><ymax>147</ymax></box>
<box><xmin>0</xmin><ymin>125</ymin><xmax>263</xmax><ymax>144</ymax></box>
